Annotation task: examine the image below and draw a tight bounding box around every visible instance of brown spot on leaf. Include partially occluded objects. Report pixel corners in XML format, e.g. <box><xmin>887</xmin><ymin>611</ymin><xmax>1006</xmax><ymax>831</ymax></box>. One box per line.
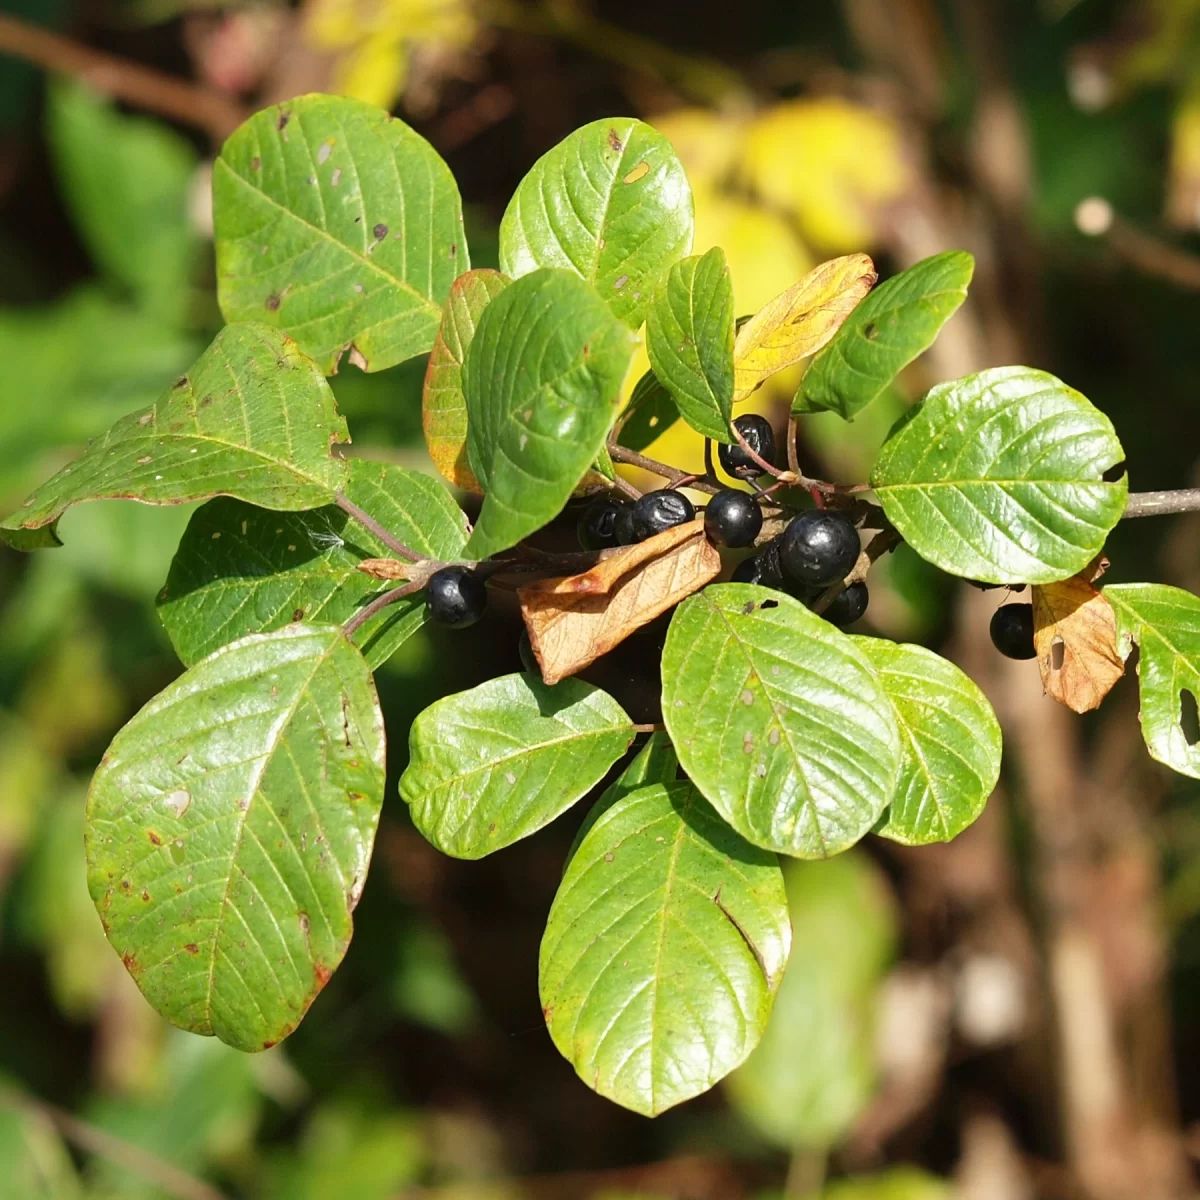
<box><xmin>185</xmin><ymin>943</ymin><xmax>199</xmax><ymax>954</ymax></box>
<box><xmin>607</xmin><ymin>128</ymin><xmax>623</xmax><ymax>152</ymax></box>
<box><xmin>265</xmin><ymin>293</ymin><xmax>281</xmax><ymax>312</ymax></box>
<box><xmin>314</xmin><ymin>963</ymin><xmax>332</xmax><ymax>990</ymax></box>
<box><xmin>373</xmin><ymin>223</ymin><xmax>388</xmax><ymax>240</ymax></box>
<box><xmin>863</xmin><ymin>321</ymin><xmax>878</xmax><ymax>340</ymax></box>
<box><xmin>262</xmin><ymin>1040</ymin><xmax>276</xmax><ymax>1050</ymax></box>
<box><xmin>173</xmin><ymin>375</ymin><xmax>188</xmax><ymax>390</ymax></box>
<box><xmin>141</xmin><ymin>889</ymin><xmax>150</xmax><ymax>901</ymax></box>
<box><xmin>293</xmin><ymin>608</ymin><xmax>305</xmax><ymax>621</ymax></box>
<box><xmin>251</xmin><ymin>155</ymin><xmax>261</xmax><ymax>171</ymax></box>
<box><xmin>122</xmin><ymin>951</ymin><xmax>138</xmax><ymax>973</ymax></box>
<box><xmin>276</xmin><ymin>111</ymin><xmax>290</xmax><ymax>132</ymax></box>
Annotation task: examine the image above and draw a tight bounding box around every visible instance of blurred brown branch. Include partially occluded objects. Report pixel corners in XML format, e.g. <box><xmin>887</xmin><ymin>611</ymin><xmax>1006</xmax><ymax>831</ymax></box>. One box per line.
<box><xmin>0</xmin><ymin>13</ymin><xmax>247</xmax><ymax>141</ymax></box>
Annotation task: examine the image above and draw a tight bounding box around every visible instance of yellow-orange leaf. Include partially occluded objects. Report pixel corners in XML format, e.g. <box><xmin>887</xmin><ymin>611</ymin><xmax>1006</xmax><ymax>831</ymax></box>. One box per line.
<box><xmin>732</xmin><ymin>253</ymin><xmax>876</xmax><ymax>402</ymax></box>
<box><xmin>520</xmin><ymin>520</ymin><xmax>720</xmax><ymax>685</ymax></box>
<box><xmin>1032</xmin><ymin>562</ymin><xmax>1125</xmax><ymax>714</ymax></box>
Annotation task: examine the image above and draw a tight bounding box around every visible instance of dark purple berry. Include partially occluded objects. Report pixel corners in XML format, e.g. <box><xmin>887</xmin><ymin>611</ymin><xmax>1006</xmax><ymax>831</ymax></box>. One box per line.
<box><xmin>578</xmin><ymin>496</ymin><xmax>626</xmax><ymax>550</ymax></box>
<box><xmin>822</xmin><ymin>582</ymin><xmax>869</xmax><ymax>626</ymax></box>
<box><xmin>426</xmin><ymin>565</ymin><xmax>486</xmax><ymax>628</ymax></box>
<box><xmin>990</xmin><ymin>603</ymin><xmax>1036</xmax><ymax>660</ymax></box>
<box><xmin>780</xmin><ymin>509</ymin><xmax>860</xmax><ymax>588</ymax></box>
<box><xmin>718</xmin><ymin>414</ymin><xmax>776</xmax><ymax>478</ymax></box>
<box><xmin>704</xmin><ymin>489</ymin><xmax>763</xmax><ymax>548</ymax></box>
<box><xmin>613</xmin><ymin>504</ymin><xmax>641</xmax><ymax>546</ymax></box>
<box><xmin>631</xmin><ymin>489</ymin><xmax>695</xmax><ymax>541</ymax></box>
<box><xmin>731</xmin><ymin>538</ymin><xmax>786</xmax><ymax>589</ymax></box>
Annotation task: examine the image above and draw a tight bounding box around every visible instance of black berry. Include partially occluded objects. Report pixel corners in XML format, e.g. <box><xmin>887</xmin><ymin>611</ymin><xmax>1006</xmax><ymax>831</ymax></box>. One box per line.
<box><xmin>731</xmin><ymin>538</ymin><xmax>786</xmax><ymax>589</ymax></box>
<box><xmin>822</xmin><ymin>582</ymin><xmax>869</xmax><ymax>626</ymax></box>
<box><xmin>613</xmin><ymin>504</ymin><xmax>641</xmax><ymax>545</ymax></box>
<box><xmin>426</xmin><ymin>565</ymin><xmax>486</xmax><ymax>628</ymax></box>
<box><xmin>578</xmin><ymin>496</ymin><xmax>626</xmax><ymax>550</ymax></box>
<box><xmin>718</xmin><ymin>414</ymin><xmax>776</xmax><ymax>478</ymax></box>
<box><xmin>780</xmin><ymin>510</ymin><xmax>860</xmax><ymax>588</ymax></box>
<box><xmin>630</xmin><ymin>489</ymin><xmax>695</xmax><ymax>541</ymax></box>
<box><xmin>989</xmin><ymin>603</ymin><xmax>1036</xmax><ymax>660</ymax></box>
<box><xmin>704</xmin><ymin>489</ymin><xmax>763</xmax><ymax>548</ymax></box>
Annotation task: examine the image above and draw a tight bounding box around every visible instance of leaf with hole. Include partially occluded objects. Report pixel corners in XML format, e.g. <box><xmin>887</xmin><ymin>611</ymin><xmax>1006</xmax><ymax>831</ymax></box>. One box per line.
<box><xmin>399</xmin><ymin>673</ymin><xmax>635</xmax><ymax>859</ymax></box>
<box><xmin>0</xmin><ymin>324</ymin><xmax>349</xmax><ymax>551</ymax></box>
<box><xmin>499</xmin><ymin>117</ymin><xmax>693</xmax><ymax>328</ymax></box>
<box><xmin>158</xmin><ymin>459</ymin><xmax>469</xmax><ymax>669</ymax></box>
<box><xmin>870</xmin><ymin>366</ymin><xmax>1127</xmax><ymax>584</ymax></box>
<box><xmin>1032</xmin><ymin>562</ymin><xmax>1124</xmax><ymax>714</ymax></box>
<box><xmin>540</xmin><ymin>780</ymin><xmax>790</xmax><ymax>1116</ymax></box>
<box><xmin>854</xmin><ymin>639</ymin><xmax>1000</xmax><ymax>845</ymax></box>
<box><xmin>1105</xmin><ymin>583</ymin><xmax>1200</xmax><ymax>778</ymax></box>
<box><xmin>86</xmin><ymin>624</ymin><xmax>386</xmax><ymax>1051</ymax></box>
<box><xmin>732</xmin><ymin>254</ymin><xmax>876</xmax><ymax>403</ymax></box>
<box><xmin>422</xmin><ymin>269</ymin><xmax>509</xmax><ymax>493</ymax></box>
<box><xmin>462</xmin><ymin>269</ymin><xmax>635</xmax><ymax>559</ymax></box>
<box><xmin>661</xmin><ymin>584</ymin><xmax>901</xmax><ymax>858</ymax></box>
<box><xmin>214</xmin><ymin>93</ymin><xmax>465</xmax><ymax>374</ymax></box>
<box><xmin>797</xmin><ymin>251</ymin><xmax>974</xmax><ymax>419</ymax></box>
<box><xmin>645</xmin><ymin>247</ymin><xmax>736</xmax><ymax>442</ymax></box>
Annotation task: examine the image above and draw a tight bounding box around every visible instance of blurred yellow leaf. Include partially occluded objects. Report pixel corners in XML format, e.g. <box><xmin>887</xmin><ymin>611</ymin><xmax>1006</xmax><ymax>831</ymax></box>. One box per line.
<box><xmin>740</xmin><ymin>98</ymin><xmax>914</xmax><ymax>250</ymax></box>
<box><xmin>307</xmin><ymin>0</ymin><xmax>476</xmax><ymax>109</ymax></box>
<box><xmin>732</xmin><ymin>253</ymin><xmax>876</xmax><ymax>403</ymax></box>
<box><xmin>1168</xmin><ymin>88</ymin><xmax>1200</xmax><ymax>229</ymax></box>
<box><xmin>650</xmin><ymin>108</ymin><xmax>745</xmax><ymax>187</ymax></box>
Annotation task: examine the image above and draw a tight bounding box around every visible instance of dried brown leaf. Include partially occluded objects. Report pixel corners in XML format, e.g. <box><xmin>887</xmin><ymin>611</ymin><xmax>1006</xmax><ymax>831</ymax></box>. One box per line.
<box><xmin>520</xmin><ymin>520</ymin><xmax>721</xmax><ymax>685</ymax></box>
<box><xmin>1032</xmin><ymin>561</ymin><xmax>1125</xmax><ymax>713</ymax></box>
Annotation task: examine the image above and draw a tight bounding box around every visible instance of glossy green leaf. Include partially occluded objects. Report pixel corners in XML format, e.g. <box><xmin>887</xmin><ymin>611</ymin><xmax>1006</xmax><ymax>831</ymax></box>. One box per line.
<box><xmin>565</xmin><ymin>731</ymin><xmax>678</xmax><ymax>868</ymax></box>
<box><xmin>86</xmin><ymin>624</ymin><xmax>386</xmax><ymax>1051</ymax></box>
<box><xmin>1106</xmin><ymin>583</ymin><xmax>1200</xmax><ymax>779</ymax></box>
<box><xmin>1</xmin><ymin>323</ymin><xmax>349</xmax><ymax>550</ymax></box>
<box><xmin>855</xmin><ymin>639</ymin><xmax>1001</xmax><ymax>844</ymax></box>
<box><xmin>158</xmin><ymin>459</ymin><xmax>468</xmax><ymax>669</ymax></box>
<box><xmin>47</xmin><ymin>80</ymin><xmax>199</xmax><ymax>316</ymax></box>
<box><xmin>214</xmin><ymin>93</ymin><xmax>465</xmax><ymax>374</ymax></box>
<box><xmin>645</xmin><ymin>247</ymin><xmax>735</xmax><ymax>442</ymax></box>
<box><xmin>618</xmin><ymin>369</ymin><xmax>680</xmax><ymax>452</ymax></box>
<box><xmin>870</xmin><ymin>366</ymin><xmax>1127</xmax><ymax>584</ymax></box>
<box><xmin>797</xmin><ymin>251</ymin><xmax>974</xmax><ymax>420</ymax></box>
<box><xmin>661</xmin><ymin>584</ymin><xmax>901</xmax><ymax>858</ymax></box>
<box><xmin>462</xmin><ymin>269</ymin><xmax>634</xmax><ymax>559</ymax></box>
<box><xmin>726</xmin><ymin>853</ymin><xmax>894</xmax><ymax>1149</ymax></box>
<box><xmin>499</xmin><ymin>117</ymin><xmax>693</xmax><ymax>328</ymax></box>
<box><xmin>399</xmin><ymin>672</ymin><xmax>635</xmax><ymax>859</ymax></box>
<box><xmin>422</xmin><ymin>268</ymin><xmax>510</xmax><ymax>493</ymax></box>
<box><xmin>540</xmin><ymin>780</ymin><xmax>790</xmax><ymax>1116</ymax></box>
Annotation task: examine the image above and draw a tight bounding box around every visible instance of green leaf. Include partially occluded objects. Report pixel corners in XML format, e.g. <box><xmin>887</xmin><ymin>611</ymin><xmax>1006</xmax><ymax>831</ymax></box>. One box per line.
<box><xmin>565</xmin><ymin>731</ymin><xmax>678</xmax><ymax>867</ymax></box>
<box><xmin>618</xmin><ymin>370</ymin><xmax>680</xmax><ymax>452</ymax></box>
<box><xmin>47</xmin><ymin>80</ymin><xmax>199</xmax><ymax>316</ymax></box>
<box><xmin>158</xmin><ymin>459</ymin><xmax>468</xmax><ymax>669</ymax></box>
<box><xmin>422</xmin><ymin>269</ymin><xmax>510</xmax><ymax>492</ymax></box>
<box><xmin>797</xmin><ymin>252</ymin><xmax>974</xmax><ymax>420</ymax></box>
<box><xmin>726</xmin><ymin>853</ymin><xmax>894</xmax><ymax>1150</ymax></box>
<box><xmin>1</xmin><ymin>323</ymin><xmax>350</xmax><ymax>550</ymax></box>
<box><xmin>86</xmin><ymin>624</ymin><xmax>386</xmax><ymax>1051</ymax></box>
<box><xmin>854</xmin><ymin>639</ymin><xmax>1001</xmax><ymax>845</ymax></box>
<box><xmin>870</xmin><ymin>366</ymin><xmax>1127</xmax><ymax>584</ymax></box>
<box><xmin>540</xmin><ymin>780</ymin><xmax>790</xmax><ymax>1116</ymax></box>
<box><xmin>462</xmin><ymin>269</ymin><xmax>634</xmax><ymax>559</ymax></box>
<box><xmin>214</xmin><ymin>93</ymin><xmax>466</xmax><ymax>374</ymax></box>
<box><xmin>645</xmin><ymin>247</ymin><xmax>735</xmax><ymax>442</ymax></box>
<box><xmin>0</xmin><ymin>1099</ymin><xmax>83</xmax><ymax>1200</ymax></box>
<box><xmin>399</xmin><ymin>672</ymin><xmax>635</xmax><ymax>859</ymax></box>
<box><xmin>661</xmin><ymin>584</ymin><xmax>901</xmax><ymax>858</ymax></box>
<box><xmin>824</xmin><ymin>1167</ymin><xmax>952</xmax><ymax>1200</ymax></box>
<box><xmin>499</xmin><ymin>117</ymin><xmax>693</xmax><ymax>329</ymax></box>
<box><xmin>1105</xmin><ymin>583</ymin><xmax>1200</xmax><ymax>779</ymax></box>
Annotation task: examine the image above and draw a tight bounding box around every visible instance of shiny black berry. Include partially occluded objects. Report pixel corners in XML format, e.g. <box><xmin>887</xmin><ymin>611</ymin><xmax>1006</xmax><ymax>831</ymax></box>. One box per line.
<box><xmin>989</xmin><ymin>603</ymin><xmax>1036</xmax><ymax>660</ymax></box>
<box><xmin>426</xmin><ymin>565</ymin><xmax>486</xmax><ymax>628</ymax></box>
<box><xmin>631</xmin><ymin>489</ymin><xmax>695</xmax><ymax>540</ymax></box>
<box><xmin>822</xmin><ymin>582</ymin><xmax>869</xmax><ymax>626</ymax></box>
<box><xmin>577</xmin><ymin>496</ymin><xmax>626</xmax><ymax>550</ymax></box>
<box><xmin>718</xmin><ymin>414</ymin><xmax>776</xmax><ymax>478</ymax></box>
<box><xmin>704</xmin><ymin>489</ymin><xmax>763</xmax><ymax>548</ymax></box>
<box><xmin>731</xmin><ymin>538</ymin><xmax>786</xmax><ymax>589</ymax></box>
<box><xmin>613</xmin><ymin>504</ymin><xmax>641</xmax><ymax>546</ymax></box>
<box><xmin>780</xmin><ymin>510</ymin><xmax>860</xmax><ymax>588</ymax></box>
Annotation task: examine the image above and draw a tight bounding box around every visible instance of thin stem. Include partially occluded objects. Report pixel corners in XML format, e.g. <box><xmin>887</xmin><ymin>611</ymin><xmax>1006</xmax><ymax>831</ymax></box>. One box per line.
<box><xmin>732</xmin><ymin>420</ymin><xmax>794</xmax><ymax>482</ymax></box>
<box><xmin>1123</xmin><ymin>489</ymin><xmax>1200</xmax><ymax>518</ymax></box>
<box><xmin>344</xmin><ymin>582</ymin><xmax>423</xmax><ymax>638</ymax></box>
<box><xmin>607</xmin><ymin>442</ymin><xmax>722</xmax><ymax>495</ymax></box>
<box><xmin>335</xmin><ymin>493</ymin><xmax>420</xmax><ymax>561</ymax></box>
<box><xmin>0</xmin><ymin>14</ymin><xmax>246</xmax><ymax>140</ymax></box>
<box><xmin>0</xmin><ymin>1085</ymin><xmax>230</xmax><ymax>1200</ymax></box>
<box><xmin>704</xmin><ymin>437</ymin><xmax>717</xmax><ymax>482</ymax></box>
<box><xmin>632</xmin><ymin>723</ymin><xmax>666</xmax><ymax>734</ymax></box>
<box><xmin>786</xmin><ymin>414</ymin><xmax>801</xmax><ymax>477</ymax></box>
<box><xmin>608</xmin><ymin>473</ymin><xmax>641</xmax><ymax>501</ymax></box>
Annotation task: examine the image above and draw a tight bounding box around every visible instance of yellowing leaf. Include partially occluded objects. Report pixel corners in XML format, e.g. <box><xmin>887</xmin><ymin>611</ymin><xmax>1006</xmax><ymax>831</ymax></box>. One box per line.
<box><xmin>651</xmin><ymin>108</ymin><xmax>746</xmax><ymax>189</ymax></box>
<box><xmin>1032</xmin><ymin>562</ymin><xmax>1125</xmax><ymax>714</ymax></box>
<box><xmin>1168</xmin><ymin>88</ymin><xmax>1200</xmax><ymax>230</ymax></box>
<box><xmin>740</xmin><ymin>98</ymin><xmax>913</xmax><ymax>250</ymax></box>
<box><xmin>732</xmin><ymin>254</ymin><xmax>876</xmax><ymax>403</ymax></box>
<box><xmin>520</xmin><ymin>520</ymin><xmax>720</xmax><ymax>685</ymax></box>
